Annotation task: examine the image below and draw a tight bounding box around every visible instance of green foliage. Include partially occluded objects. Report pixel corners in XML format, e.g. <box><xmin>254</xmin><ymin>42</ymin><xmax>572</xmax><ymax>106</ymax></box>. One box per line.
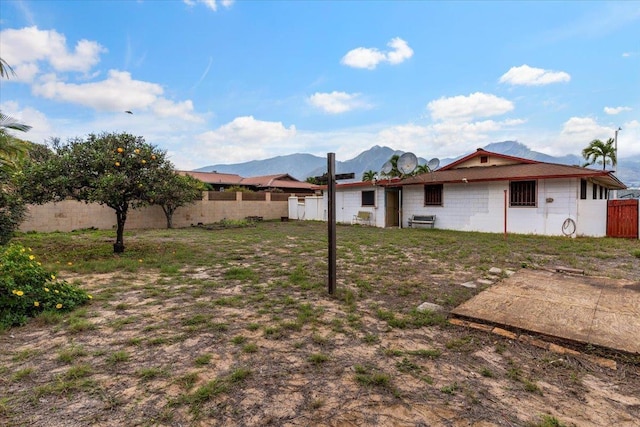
<box><xmin>582</xmin><ymin>138</ymin><xmax>616</xmax><ymax>169</ymax></box>
<box><xmin>0</xmin><ymin>169</ymin><xmax>26</xmax><ymax>245</ymax></box>
<box><xmin>305</xmin><ymin>176</ymin><xmax>320</xmax><ymax>185</ymax></box>
<box><xmin>146</xmin><ymin>169</ymin><xmax>205</xmax><ymax>228</ymax></box>
<box><xmin>381</xmin><ymin>154</ymin><xmax>402</xmax><ymax>178</ymax></box>
<box><xmin>0</xmin><ymin>124</ymin><xmax>32</xmax><ymax>244</ymax></box>
<box><xmin>20</xmin><ymin>132</ymin><xmax>175</xmax><ymax>252</ymax></box>
<box><xmin>362</xmin><ymin>170</ymin><xmax>377</xmax><ymax>181</ymax></box>
<box><xmin>534</xmin><ymin>415</ymin><xmax>566</xmax><ymax>427</ymax></box>
<box><xmin>0</xmin><ymin>244</ymin><xmax>91</xmax><ymax>329</ymax></box>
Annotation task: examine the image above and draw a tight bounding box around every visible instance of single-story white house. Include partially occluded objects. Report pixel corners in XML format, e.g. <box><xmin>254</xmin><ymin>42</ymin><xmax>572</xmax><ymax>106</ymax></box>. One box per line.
<box><xmin>291</xmin><ymin>148</ymin><xmax>631</xmax><ymax>237</ymax></box>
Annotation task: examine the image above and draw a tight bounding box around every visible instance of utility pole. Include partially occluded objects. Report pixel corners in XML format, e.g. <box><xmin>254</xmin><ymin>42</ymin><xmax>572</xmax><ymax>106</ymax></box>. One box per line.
<box><xmin>614</xmin><ymin>127</ymin><xmax>621</xmax><ymax>168</ymax></box>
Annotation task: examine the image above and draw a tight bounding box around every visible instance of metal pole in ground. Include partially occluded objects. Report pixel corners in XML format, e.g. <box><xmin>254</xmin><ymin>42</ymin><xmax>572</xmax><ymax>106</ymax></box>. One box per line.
<box><xmin>327</xmin><ymin>153</ymin><xmax>336</xmax><ymax>295</ymax></box>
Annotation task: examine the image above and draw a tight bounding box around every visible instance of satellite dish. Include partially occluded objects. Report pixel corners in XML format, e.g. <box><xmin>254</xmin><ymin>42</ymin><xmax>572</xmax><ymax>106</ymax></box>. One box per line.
<box><xmin>398</xmin><ymin>152</ymin><xmax>418</xmax><ymax>175</ymax></box>
<box><xmin>381</xmin><ymin>161</ymin><xmax>393</xmax><ymax>175</ymax></box>
<box><xmin>427</xmin><ymin>158</ymin><xmax>440</xmax><ymax>171</ymax></box>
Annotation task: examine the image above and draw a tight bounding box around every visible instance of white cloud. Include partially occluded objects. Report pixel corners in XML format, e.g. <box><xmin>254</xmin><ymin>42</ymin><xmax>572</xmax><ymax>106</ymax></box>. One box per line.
<box><xmin>33</xmin><ymin>70</ymin><xmax>160</xmax><ymax>110</ymax></box>
<box><xmin>341</xmin><ymin>37</ymin><xmax>413</xmax><ymax>70</ymax></box>
<box><xmin>543</xmin><ymin>116</ymin><xmax>616</xmax><ymax>155</ymax></box>
<box><xmin>340</xmin><ymin>47</ymin><xmax>386</xmax><ymax>70</ymax></box>
<box><xmin>604</xmin><ymin>106</ymin><xmax>632</xmax><ymax>115</ymax></box>
<box><xmin>385</xmin><ymin>38</ymin><xmax>414</xmax><ymax>65</ymax></box>
<box><xmin>30</xmin><ymin>70</ymin><xmax>203</xmax><ymax>122</ymax></box>
<box><xmin>529</xmin><ymin>116</ymin><xmax>640</xmax><ymax>158</ymax></box>
<box><xmin>195</xmin><ymin>116</ymin><xmax>297</xmax><ymax>163</ymax></box>
<box><xmin>499</xmin><ymin>64</ymin><xmax>571</xmax><ymax>86</ymax></box>
<box><xmin>151</xmin><ymin>99</ymin><xmax>201</xmax><ymax>122</ymax></box>
<box><xmin>427</xmin><ymin>92</ymin><xmax>514</xmax><ymax>122</ymax></box>
<box><xmin>308</xmin><ymin>91</ymin><xmax>371</xmax><ymax>114</ymax></box>
<box><xmin>0</xmin><ymin>26</ymin><xmax>105</xmax><ymax>78</ymax></box>
<box><xmin>183</xmin><ymin>0</ymin><xmax>234</xmax><ymax>11</ymax></box>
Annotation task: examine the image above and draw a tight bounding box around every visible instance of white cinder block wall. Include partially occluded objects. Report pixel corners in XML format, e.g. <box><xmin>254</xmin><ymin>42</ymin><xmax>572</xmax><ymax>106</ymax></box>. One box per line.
<box><xmin>402</xmin><ymin>178</ymin><xmax>608</xmax><ymax>237</ymax></box>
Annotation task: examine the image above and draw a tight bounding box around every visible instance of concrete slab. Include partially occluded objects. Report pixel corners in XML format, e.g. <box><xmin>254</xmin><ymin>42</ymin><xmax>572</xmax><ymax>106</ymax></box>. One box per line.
<box><xmin>451</xmin><ymin>269</ymin><xmax>640</xmax><ymax>355</ymax></box>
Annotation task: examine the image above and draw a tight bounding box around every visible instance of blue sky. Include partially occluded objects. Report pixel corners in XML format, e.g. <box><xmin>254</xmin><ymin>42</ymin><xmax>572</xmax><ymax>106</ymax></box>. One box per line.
<box><xmin>1</xmin><ymin>0</ymin><xmax>639</xmax><ymax>170</ymax></box>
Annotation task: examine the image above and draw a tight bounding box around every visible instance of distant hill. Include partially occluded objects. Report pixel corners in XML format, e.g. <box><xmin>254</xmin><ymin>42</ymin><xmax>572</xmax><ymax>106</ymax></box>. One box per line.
<box><xmin>306</xmin><ymin>145</ymin><xmax>428</xmax><ymax>181</ymax></box>
<box><xmin>193</xmin><ymin>141</ymin><xmax>640</xmax><ymax>188</ymax></box>
<box><xmin>194</xmin><ymin>153</ymin><xmax>325</xmax><ymax>180</ymax></box>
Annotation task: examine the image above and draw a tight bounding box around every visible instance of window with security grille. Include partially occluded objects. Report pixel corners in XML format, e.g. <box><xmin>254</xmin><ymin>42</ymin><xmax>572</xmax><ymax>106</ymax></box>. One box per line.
<box><xmin>361</xmin><ymin>190</ymin><xmax>375</xmax><ymax>206</ymax></box>
<box><xmin>510</xmin><ymin>180</ymin><xmax>536</xmax><ymax>207</ymax></box>
<box><xmin>424</xmin><ymin>184</ymin><xmax>443</xmax><ymax>206</ymax></box>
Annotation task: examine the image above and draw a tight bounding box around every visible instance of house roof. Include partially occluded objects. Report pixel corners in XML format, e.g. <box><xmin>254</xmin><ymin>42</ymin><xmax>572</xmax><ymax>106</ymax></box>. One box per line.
<box><xmin>179</xmin><ymin>171</ymin><xmax>317</xmax><ymax>191</ymax></box>
<box><xmin>393</xmin><ymin>149</ymin><xmax>627</xmax><ymax>190</ymax></box>
<box><xmin>180</xmin><ymin>171</ymin><xmax>243</xmax><ymax>185</ymax></box>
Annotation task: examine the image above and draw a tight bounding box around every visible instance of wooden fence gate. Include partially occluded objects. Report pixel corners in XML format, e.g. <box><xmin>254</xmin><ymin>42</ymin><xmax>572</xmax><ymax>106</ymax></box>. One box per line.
<box><xmin>607</xmin><ymin>199</ymin><xmax>639</xmax><ymax>238</ymax></box>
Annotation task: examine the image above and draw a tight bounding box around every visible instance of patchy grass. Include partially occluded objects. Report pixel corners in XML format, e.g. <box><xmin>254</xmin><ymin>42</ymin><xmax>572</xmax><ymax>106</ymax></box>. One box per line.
<box><xmin>2</xmin><ymin>222</ymin><xmax>639</xmax><ymax>426</ymax></box>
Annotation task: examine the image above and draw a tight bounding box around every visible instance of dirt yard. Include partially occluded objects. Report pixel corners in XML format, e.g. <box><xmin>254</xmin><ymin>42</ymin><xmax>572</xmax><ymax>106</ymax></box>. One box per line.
<box><xmin>1</xmin><ymin>223</ymin><xmax>639</xmax><ymax>426</ymax></box>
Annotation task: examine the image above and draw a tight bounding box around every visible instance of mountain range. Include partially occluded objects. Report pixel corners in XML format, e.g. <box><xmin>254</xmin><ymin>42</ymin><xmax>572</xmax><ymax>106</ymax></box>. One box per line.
<box><xmin>195</xmin><ymin>141</ymin><xmax>640</xmax><ymax>188</ymax></box>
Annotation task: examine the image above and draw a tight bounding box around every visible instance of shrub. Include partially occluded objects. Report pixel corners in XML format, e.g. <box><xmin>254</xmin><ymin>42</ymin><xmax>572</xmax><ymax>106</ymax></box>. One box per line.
<box><xmin>0</xmin><ymin>244</ymin><xmax>91</xmax><ymax>329</ymax></box>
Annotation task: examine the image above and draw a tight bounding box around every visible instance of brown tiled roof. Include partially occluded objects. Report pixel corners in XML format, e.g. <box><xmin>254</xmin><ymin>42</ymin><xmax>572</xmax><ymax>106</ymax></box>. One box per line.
<box><xmin>240</xmin><ymin>174</ymin><xmax>296</xmax><ymax>186</ymax></box>
<box><xmin>441</xmin><ymin>148</ymin><xmax>537</xmax><ymax>170</ymax></box>
<box><xmin>397</xmin><ymin>162</ymin><xmax>626</xmax><ymax>189</ymax></box>
<box><xmin>179</xmin><ymin>171</ymin><xmax>243</xmax><ymax>185</ymax></box>
<box><xmin>178</xmin><ymin>171</ymin><xmax>316</xmax><ymax>190</ymax></box>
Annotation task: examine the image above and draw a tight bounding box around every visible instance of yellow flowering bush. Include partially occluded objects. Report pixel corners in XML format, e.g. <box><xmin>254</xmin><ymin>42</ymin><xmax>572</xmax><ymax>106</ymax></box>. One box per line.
<box><xmin>1</xmin><ymin>244</ymin><xmax>91</xmax><ymax>329</ymax></box>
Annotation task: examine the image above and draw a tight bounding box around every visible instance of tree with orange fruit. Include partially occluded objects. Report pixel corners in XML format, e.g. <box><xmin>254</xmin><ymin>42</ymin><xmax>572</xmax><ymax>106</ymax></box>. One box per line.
<box><xmin>20</xmin><ymin>132</ymin><xmax>185</xmax><ymax>253</ymax></box>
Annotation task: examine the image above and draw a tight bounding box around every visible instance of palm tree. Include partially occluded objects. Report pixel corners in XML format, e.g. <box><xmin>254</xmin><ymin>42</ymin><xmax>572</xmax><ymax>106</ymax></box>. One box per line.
<box><xmin>381</xmin><ymin>154</ymin><xmax>402</xmax><ymax>178</ymax></box>
<box><xmin>0</xmin><ymin>112</ymin><xmax>32</xmax><ymax>174</ymax></box>
<box><xmin>0</xmin><ymin>57</ymin><xmax>16</xmax><ymax>79</ymax></box>
<box><xmin>582</xmin><ymin>138</ymin><xmax>616</xmax><ymax>170</ymax></box>
<box><xmin>413</xmin><ymin>164</ymin><xmax>430</xmax><ymax>175</ymax></box>
<box><xmin>362</xmin><ymin>170</ymin><xmax>377</xmax><ymax>181</ymax></box>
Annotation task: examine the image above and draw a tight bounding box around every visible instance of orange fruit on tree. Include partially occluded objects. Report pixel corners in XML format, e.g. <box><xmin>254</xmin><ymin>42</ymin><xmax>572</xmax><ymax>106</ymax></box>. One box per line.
<box><xmin>117</xmin><ymin>147</ymin><xmax>124</xmax><ymax>153</ymax></box>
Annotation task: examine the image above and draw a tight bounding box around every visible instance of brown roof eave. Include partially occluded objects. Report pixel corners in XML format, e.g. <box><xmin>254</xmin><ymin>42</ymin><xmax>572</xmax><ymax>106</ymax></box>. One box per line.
<box><xmin>396</xmin><ymin>172</ymin><xmax>627</xmax><ymax>190</ymax></box>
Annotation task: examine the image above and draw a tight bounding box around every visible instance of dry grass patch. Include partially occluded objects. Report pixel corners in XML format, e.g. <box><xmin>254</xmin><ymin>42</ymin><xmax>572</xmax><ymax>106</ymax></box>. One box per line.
<box><xmin>1</xmin><ymin>223</ymin><xmax>638</xmax><ymax>426</ymax></box>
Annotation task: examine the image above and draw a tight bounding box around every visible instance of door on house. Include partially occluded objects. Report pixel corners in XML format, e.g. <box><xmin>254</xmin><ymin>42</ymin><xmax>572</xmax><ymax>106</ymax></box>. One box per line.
<box><xmin>607</xmin><ymin>199</ymin><xmax>639</xmax><ymax>238</ymax></box>
<box><xmin>385</xmin><ymin>189</ymin><xmax>400</xmax><ymax>227</ymax></box>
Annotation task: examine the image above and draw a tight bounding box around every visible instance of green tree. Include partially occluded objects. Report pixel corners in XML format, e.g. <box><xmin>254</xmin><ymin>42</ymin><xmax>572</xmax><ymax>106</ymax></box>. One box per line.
<box><xmin>0</xmin><ymin>167</ymin><xmax>26</xmax><ymax>245</ymax></box>
<box><xmin>413</xmin><ymin>164</ymin><xmax>431</xmax><ymax>175</ymax></box>
<box><xmin>381</xmin><ymin>154</ymin><xmax>402</xmax><ymax>178</ymax></box>
<box><xmin>0</xmin><ymin>114</ymin><xmax>32</xmax><ymax>245</ymax></box>
<box><xmin>1</xmin><ymin>113</ymin><xmax>32</xmax><ymax>176</ymax></box>
<box><xmin>21</xmin><ymin>132</ymin><xmax>170</xmax><ymax>253</ymax></box>
<box><xmin>305</xmin><ymin>176</ymin><xmax>320</xmax><ymax>185</ymax></box>
<box><xmin>582</xmin><ymin>138</ymin><xmax>616</xmax><ymax>170</ymax></box>
<box><xmin>146</xmin><ymin>168</ymin><xmax>205</xmax><ymax>229</ymax></box>
<box><xmin>362</xmin><ymin>170</ymin><xmax>377</xmax><ymax>181</ymax></box>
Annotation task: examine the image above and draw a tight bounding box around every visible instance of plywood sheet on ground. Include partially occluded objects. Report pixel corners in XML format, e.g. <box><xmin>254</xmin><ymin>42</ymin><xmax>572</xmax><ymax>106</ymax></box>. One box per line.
<box><xmin>451</xmin><ymin>269</ymin><xmax>640</xmax><ymax>354</ymax></box>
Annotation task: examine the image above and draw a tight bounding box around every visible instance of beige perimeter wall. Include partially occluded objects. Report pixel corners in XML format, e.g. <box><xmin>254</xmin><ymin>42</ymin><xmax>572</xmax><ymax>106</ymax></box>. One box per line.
<box><xmin>20</xmin><ymin>192</ymin><xmax>289</xmax><ymax>232</ymax></box>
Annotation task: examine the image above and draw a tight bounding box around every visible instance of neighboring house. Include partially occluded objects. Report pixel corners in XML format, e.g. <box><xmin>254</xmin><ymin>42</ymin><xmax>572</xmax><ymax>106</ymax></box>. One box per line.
<box><xmin>297</xmin><ymin>148</ymin><xmax>629</xmax><ymax>237</ymax></box>
<box><xmin>180</xmin><ymin>171</ymin><xmax>317</xmax><ymax>194</ymax></box>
